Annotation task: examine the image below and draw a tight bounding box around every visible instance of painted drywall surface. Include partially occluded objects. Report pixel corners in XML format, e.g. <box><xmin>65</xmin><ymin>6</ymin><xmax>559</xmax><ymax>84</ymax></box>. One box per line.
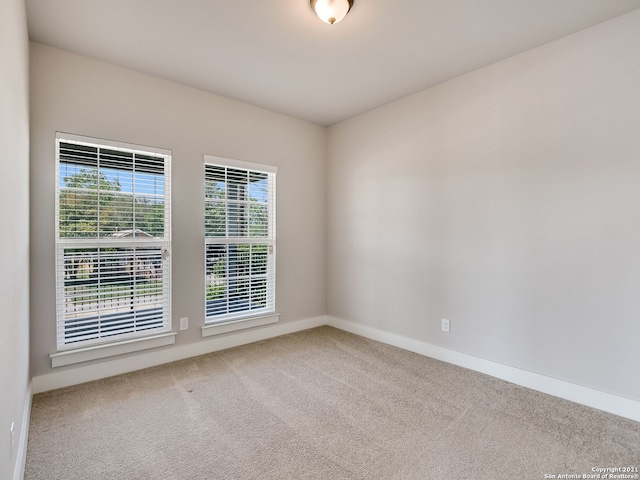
<box><xmin>30</xmin><ymin>43</ymin><xmax>326</xmax><ymax>377</ymax></box>
<box><xmin>0</xmin><ymin>0</ymin><xmax>30</xmax><ymax>476</ymax></box>
<box><xmin>327</xmin><ymin>10</ymin><xmax>640</xmax><ymax>401</ymax></box>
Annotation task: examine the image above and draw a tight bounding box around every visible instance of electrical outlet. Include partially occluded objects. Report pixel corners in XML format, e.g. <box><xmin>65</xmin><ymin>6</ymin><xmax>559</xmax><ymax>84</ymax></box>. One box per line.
<box><xmin>180</xmin><ymin>317</ymin><xmax>189</xmax><ymax>331</ymax></box>
<box><xmin>441</xmin><ymin>318</ymin><xmax>450</xmax><ymax>333</ymax></box>
<box><xmin>10</xmin><ymin>422</ymin><xmax>15</xmax><ymax>462</ymax></box>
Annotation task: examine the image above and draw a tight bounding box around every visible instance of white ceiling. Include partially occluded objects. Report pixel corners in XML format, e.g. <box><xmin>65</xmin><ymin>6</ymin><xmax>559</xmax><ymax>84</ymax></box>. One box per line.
<box><xmin>25</xmin><ymin>0</ymin><xmax>640</xmax><ymax>126</ymax></box>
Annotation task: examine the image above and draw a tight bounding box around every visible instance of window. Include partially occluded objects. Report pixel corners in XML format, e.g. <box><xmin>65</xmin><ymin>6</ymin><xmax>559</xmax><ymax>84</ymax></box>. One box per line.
<box><xmin>204</xmin><ymin>156</ymin><xmax>276</xmax><ymax>324</ymax></box>
<box><xmin>55</xmin><ymin>133</ymin><xmax>171</xmax><ymax>350</ymax></box>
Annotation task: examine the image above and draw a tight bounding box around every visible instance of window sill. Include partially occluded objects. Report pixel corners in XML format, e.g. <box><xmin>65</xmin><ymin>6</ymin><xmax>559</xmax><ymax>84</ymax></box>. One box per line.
<box><xmin>201</xmin><ymin>313</ymin><xmax>280</xmax><ymax>338</ymax></box>
<box><xmin>50</xmin><ymin>332</ymin><xmax>177</xmax><ymax>368</ymax></box>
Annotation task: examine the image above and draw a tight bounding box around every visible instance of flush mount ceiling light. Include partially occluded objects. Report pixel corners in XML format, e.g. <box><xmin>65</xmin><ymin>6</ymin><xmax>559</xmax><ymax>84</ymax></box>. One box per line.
<box><xmin>310</xmin><ymin>0</ymin><xmax>354</xmax><ymax>25</ymax></box>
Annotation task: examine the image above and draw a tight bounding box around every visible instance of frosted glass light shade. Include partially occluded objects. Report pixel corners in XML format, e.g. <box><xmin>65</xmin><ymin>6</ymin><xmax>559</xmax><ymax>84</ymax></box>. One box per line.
<box><xmin>310</xmin><ymin>0</ymin><xmax>354</xmax><ymax>25</ymax></box>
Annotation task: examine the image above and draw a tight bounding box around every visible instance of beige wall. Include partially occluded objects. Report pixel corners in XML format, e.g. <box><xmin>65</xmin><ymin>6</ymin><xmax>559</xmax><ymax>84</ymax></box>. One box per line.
<box><xmin>30</xmin><ymin>43</ymin><xmax>326</xmax><ymax>377</ymax></box>
<box><xmin>327</xmin><ymin>10</ymin><xmax>640</xmax><ymax>401</ymax></box>
<box><xmin>0</xmin><ymin>0</ymin><xmax>30</xmax><ymax>477</ymax></box>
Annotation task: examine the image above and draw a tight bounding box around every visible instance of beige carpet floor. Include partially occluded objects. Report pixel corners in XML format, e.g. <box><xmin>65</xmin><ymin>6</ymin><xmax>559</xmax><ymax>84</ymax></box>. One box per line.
<box><xmin>25</xmin><ymin>326</ymin><xmax>640</xmax><ymax>479</ymax></box>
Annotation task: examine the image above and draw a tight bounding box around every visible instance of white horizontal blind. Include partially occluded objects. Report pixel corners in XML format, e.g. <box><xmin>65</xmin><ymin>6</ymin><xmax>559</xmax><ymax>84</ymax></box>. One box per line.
<box><xmin>204</xmin><ymin>158</ymin><xmax>276</xmax><ymax>322</ymax></box>
<box><xmin>55</xmin><ymin>134</ymin><xmax>171</xmax><ymax>349</ymax></box>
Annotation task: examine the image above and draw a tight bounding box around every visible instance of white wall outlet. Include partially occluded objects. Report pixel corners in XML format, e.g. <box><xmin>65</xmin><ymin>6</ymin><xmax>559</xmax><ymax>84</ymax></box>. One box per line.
<box><xmin>9</xmin><ymin>421</ymin><xmax>15</xmax><ymax>461</ymax></box>
<box><xmin>441</xmin><ymin>318</ymin><xmax>450</xmax><ymax>333</ymax></box>
<box><xmin>179</xmin><ymin>317</ymin><xmax>189</xmax><ymax>331</ymax></box>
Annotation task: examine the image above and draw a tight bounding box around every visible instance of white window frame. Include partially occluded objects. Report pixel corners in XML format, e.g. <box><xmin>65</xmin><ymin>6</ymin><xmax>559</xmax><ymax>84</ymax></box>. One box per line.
<box><xmin>54</xmin><ymin>133</ymin><xmax>172</xmax><ymax>358</ymax></box>
<box><xmin>203</xmin><ymin>155</ymin><xmax>277</xmax><ymax>335</ymax></box>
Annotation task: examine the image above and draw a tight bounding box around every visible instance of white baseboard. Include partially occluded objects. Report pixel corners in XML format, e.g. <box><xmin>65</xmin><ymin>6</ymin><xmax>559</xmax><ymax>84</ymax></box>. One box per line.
<box><xmin>14</xmin><ymin>382</ymin><xmax>32</xmax><ymax>480</ymax></box>
<box><xmin>32</xmin><ymin>316</ymin><xmax>327</xmax><ymax>394</ymax></box>
<box><xmin>326</xmin><ymin>316</ymin><xmax>640</xmax><ymax>422</ymax></box>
